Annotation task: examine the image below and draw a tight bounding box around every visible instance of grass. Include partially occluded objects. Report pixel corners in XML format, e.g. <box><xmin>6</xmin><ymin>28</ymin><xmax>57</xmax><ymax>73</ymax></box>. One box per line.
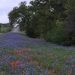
<box><xmin>0</xmin><ymin>32</ymin><xmax>75</xmax><ymax>74</ymax></box>
<box><xmin>0</xmin><ymin>45</ymin><xmax>75</xmax><ymax>75</ymax></box>
<box><xmin>27</xmin><ymin>46</ymin><xmax>75</xmax><ymax>74</ymax></box>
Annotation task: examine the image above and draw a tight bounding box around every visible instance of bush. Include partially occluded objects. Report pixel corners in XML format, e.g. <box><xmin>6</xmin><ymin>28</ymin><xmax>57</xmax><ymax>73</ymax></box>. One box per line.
<box><xmin>63</xmin><ymin>10</ymin><xmax>75</xmax><ymax>46</ymax></box>
<box><xmin>45</xmin><ymin>21</ymin><xmax>65</xmax><ymax>44</ymax></box>
<box><xmin>26</xmin><ymin>27</ymin><xmax>40</xmax><ymax>38</ymax></box>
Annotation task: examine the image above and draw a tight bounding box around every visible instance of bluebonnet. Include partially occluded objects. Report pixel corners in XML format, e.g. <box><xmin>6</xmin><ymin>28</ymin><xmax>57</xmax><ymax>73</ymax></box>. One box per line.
<box><xmin>0</xmin><ymin>32</ymin><xmax>47</xmax><ymax>49</ymax></box>
<box><xmin>0</xmin><ymin>32</ymin><xmax>50</xmax><ymax>75</ymax></box>
<box><xmin>0</xmin><ymin>32</ymin><xmax>75</xmax><ymax>75</ymax></box>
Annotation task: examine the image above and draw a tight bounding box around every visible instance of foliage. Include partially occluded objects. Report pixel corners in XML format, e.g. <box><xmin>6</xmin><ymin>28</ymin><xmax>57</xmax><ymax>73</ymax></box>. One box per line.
<box><xmin>0</xmin><ymin>23</ymin><xmax>12</xmax><ymax>33</ymax></box>
<box><xmin>63</xmin><ymin>9</ymin><xmax>75</xmax><ymax>45</ymax></box>
<box><xmin>46</xmin><ymin>20</ymin><xmax>65</xmax><ymax>44</ymax></box>
<box><xmin>8</xmin><ymin>0</ymin><xmax>75</xmax><ymax>45</ymax></box>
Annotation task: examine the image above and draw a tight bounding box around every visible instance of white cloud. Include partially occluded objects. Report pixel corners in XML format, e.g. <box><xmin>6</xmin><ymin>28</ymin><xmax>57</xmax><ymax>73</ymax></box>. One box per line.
<box><xmin>0</xmin><ymin>0</ymin><xmax>31</xmax><ymax>23</ymax></box>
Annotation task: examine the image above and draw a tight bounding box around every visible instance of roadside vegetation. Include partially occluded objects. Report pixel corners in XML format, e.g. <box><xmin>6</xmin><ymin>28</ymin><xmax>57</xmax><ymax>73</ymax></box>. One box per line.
<box><xmin>1</xmin><ymin>30</ymin><xmax>75</xmax><ymax>74</ymax></box>
<box><xmin>8</xmin><ymin>0</ymin><xmax>75</xmax><ymax>46</ymax></box>
<box><xmin>0</xmin><ymin>23</ymin><xmax>12</xmax><ymax>33</ymax></box>
<box><xmin>0</xmin><ymin>0</ymin><xmax>75</xmax><ymax>75</ymax></box>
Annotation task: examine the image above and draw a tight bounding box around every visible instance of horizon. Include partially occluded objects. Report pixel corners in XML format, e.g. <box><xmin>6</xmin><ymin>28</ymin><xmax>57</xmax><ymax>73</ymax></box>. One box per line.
<box><xmin>0</xmin><ymin>0</ymin><xmax>31</xmax><ymax>23</ymax></box>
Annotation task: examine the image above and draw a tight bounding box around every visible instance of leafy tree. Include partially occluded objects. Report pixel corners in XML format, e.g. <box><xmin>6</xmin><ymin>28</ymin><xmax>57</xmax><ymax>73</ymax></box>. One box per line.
<box><xmin>62</xmin><ymin>0</ymin><xmax>75</xmax><ymax>45</ymax></box>
<box><xmin>8</xmin><ymin>0</ymin><xmax>75</xmax><ymax>45</ymax></box>
<box><xmin>18</xmin><ymin>2</ymin><xmax>30</xmax><ymax>31</ymax></box>
<box><xmin>8</xmin><ymin>7</ymin><xmax>19</xmax><ymax>25</ymax></box>
<box><xmin>8</xmin><ymin>1</ymin><xmax>29</xmax><ymax>31</ymax></box>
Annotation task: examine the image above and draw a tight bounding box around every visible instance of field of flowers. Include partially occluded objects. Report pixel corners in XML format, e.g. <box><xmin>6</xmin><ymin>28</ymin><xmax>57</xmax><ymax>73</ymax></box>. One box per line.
<box><xmin>0</xmin><ymin>32</ymin><xmax>75</xmax><ymax>75</ymax></box>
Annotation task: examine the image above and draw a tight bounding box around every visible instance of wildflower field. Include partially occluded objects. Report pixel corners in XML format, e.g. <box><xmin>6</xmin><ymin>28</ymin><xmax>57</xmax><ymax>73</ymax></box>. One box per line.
<box><xmin>0</xmin><ymin>33</ymin><xmax>75</xmax><ymax>75</ymax></box>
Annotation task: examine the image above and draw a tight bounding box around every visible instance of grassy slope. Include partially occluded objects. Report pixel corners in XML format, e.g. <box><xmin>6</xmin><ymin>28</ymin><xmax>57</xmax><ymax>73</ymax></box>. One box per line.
<box><xmin>0</xmin><ymin>44</ymin><xmax>75</xmax><ymax>75</ymax></box>
<box><xmin>28</xmin><ymin>46</ymin><xmax>75</xmax><ymax>75</ymax></box>
<box><xmin>0</xmin><ymin>33</ymin><xmax>75</xmax><ymax>75</ymax></box>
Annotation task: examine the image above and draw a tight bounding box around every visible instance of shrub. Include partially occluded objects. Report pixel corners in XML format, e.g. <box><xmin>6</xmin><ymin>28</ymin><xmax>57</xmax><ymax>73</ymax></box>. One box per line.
<box><xmin>26</xmin><ymin>27</ymin><xmax>40</xmax><ymax>38</ymax></box>
<box><xmin>45</xmin><ymin>20</ymin><xmax>65</xmax><ymax>44</ymax></box>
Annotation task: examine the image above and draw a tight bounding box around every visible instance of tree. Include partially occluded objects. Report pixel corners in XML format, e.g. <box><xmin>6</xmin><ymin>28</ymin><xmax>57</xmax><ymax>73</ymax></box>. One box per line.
<box><xmin>8</xmin><ymin>0</ymin><xmax>75</xmax><ymax>45</ymax></box>
<box><xmin>8</xmin><ymin>1</ymin><xmax>29</xmax><ymax>31</ymax></box>
<box><xmin>62</xmin><ymin>0</ymin><xmax>75</xmax><ymax>45</ymax></box>
<box><xmin>8</xmin><ymin>7</ymin><xmax>19</xmax><ymax>25</ymax></box>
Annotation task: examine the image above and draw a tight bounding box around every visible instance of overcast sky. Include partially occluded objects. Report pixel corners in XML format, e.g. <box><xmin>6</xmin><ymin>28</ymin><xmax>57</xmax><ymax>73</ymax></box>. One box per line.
<box><xmin>0</xmin><ymin>0</ymin><xmax>31</xmax><ymax>23</ymax></box>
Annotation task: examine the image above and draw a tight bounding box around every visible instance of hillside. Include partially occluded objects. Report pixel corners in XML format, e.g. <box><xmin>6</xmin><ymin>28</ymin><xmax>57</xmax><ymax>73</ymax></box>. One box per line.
<box><xmin>0</xmin><ymin>32</ymin><xmax>75</xmax><ymax>75</ymax></box>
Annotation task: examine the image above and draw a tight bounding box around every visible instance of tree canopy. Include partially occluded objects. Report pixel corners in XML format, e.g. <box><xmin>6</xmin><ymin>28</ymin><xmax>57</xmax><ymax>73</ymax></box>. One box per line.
<box><xmin>8</xmin><ymin>0</ymin><xmax>75</xmax><ymax>45</ymax></box>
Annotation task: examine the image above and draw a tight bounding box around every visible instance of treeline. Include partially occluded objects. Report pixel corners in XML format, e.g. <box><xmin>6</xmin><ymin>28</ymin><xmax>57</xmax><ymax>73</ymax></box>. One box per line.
<box><xmin>0</xmin><ymin>23</ymin><xmax>11</xmax><ymax>33</ymax></box>
<box><xmin>8</xmin><ymin>0</ymin><xmax>75</xmax><ymax>46</ymax></box>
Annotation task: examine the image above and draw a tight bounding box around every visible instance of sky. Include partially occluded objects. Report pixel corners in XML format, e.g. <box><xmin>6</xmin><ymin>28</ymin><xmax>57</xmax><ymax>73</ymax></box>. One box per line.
<box><xmin>0</xmin><ymin>0</ymin><xmax>31</xmax><ymax>23</ymax></box>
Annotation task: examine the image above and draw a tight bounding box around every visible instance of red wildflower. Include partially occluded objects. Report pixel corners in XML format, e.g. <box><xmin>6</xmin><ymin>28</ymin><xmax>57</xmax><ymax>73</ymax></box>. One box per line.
<box><xmin>10</xmin><ymin>60</ymin><xmax>23</xmax><ymax>69</ymax></box>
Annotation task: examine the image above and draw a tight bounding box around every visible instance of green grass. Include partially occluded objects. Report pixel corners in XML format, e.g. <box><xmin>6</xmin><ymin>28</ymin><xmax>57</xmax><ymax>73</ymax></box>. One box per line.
<box><xmin>28</xmin><ymin>46</ymin><xmax>75</xmax><ymax>74</ymax></box>
<box><xmin>0</xmin><ymin>46</ymin><xmax>75</xmax><ymax>75</ymax></box>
